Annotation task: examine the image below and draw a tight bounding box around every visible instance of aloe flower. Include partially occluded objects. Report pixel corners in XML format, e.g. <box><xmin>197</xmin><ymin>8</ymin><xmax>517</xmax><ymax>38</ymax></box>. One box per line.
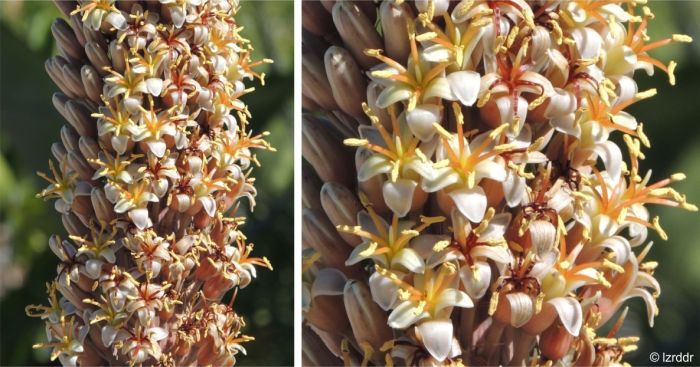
<box><xmin>302</xmin><ymin>1</ymin><xmax>695</xmax><ymax>366</ymax></box>
<box><xmin>27</xmin><ymin>0</ymin><xmax>274</xmax><ymax>365</ymax></box>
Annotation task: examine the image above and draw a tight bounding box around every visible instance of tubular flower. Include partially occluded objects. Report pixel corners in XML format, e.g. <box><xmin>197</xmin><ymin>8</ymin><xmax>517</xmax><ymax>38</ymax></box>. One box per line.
<box><xmin>302</xmin><ymin>1</ymin><xmax>695</xmax><ymax>366</ymax></box>
<box><xmin>28</xmin><ymin>1</ymin><xmax>273</xmax><ymax>365</ymax></box>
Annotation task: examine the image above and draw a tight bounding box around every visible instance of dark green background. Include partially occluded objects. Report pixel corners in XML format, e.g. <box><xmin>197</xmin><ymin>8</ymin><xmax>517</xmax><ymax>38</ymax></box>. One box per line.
<box><xmin>0</xmin><ymin>1</ymin><xmax>293</xmax><ymax>365</ymax></box>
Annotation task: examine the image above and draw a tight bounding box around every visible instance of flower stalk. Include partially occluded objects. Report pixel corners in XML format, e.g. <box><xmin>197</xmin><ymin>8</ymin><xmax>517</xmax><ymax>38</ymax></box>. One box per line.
<box><xmin>27</xmin><ymin>0</ymin><xmax>273</xmax><ymax>365</ymax></box>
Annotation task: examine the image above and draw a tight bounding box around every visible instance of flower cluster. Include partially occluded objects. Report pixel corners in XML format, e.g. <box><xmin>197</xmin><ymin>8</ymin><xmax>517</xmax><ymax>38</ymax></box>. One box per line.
<box><xmin>302</xmin><ymin>0</ymin><xmax>695</xmax><ymax>365</ymax></box>
<box><xmin>27</xmin><ymin>0</ymin><xmax>273</xmax><ymax>365</ymax></box>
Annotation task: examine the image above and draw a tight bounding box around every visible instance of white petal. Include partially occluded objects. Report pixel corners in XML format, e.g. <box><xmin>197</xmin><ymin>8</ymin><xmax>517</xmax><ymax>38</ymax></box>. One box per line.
<box><xmin>199</xmin><ymin>196</ymin><xmax>217</xmax><ymax>217</ymax></box>
<box><xmin>345</xmin><ymin>242</ymin><xmax>375</xmax><ymax>266</ymax></box>
<box><xmin>391</xmin><ymin>248</ymin><xmax>425</xmax><ymax>273</ymax></box>
<box><xmin>479</xmin><ymin>213</ymin><xmax>511</xmax><ymax>242</ymax></box>
<box><xmin>422</xmin><ymin>44</ymin><xmax>451</xmax><ymax>63</ymax></box>
<box><xmin>449</xmin><ymin>186</ymin><xmax>487</xmax><ymax>222</ymax></box>
<box><xmin>447</xmin><ymin>71</ymin><xmax>480</xmax><ymax>106</ymax></box>
<box><xmin>101</xmin><ymin>325</ymin><xmax>117</xmax><ymax>347</ymax></box>
<box><xmin>146</xmin><ymin>78</ymin><xmax>163</xmax><ymax>96</ymax></box>
<box><xmin>84</xmin><ymin>259</ymin><xmax>103</xmax><ymax>279</ymax></box>
<box><xmin>460</xmin><ymin>262</ymin><xmax>492</xmax><ymax>299</ymax></box>
<box><xmin>149</xmin><ymin>327</ymin><xmax>168</xmax><ymax>341</ymax></box>
<box><xmin>129</xmin><ymin>208</ymin><xmax>152</xmax><ymax>229</ymax></box>
<box><xmin>570</xmin><ymin>27</ymin><xmax>602</xmax><ymax>60</ymax></box>
<box><xmin>147</xmin><ymin>140</ymin><xmax>167</xmax><ymax>158</ymax></box>
<box><xmin>471</xmin><ymin>245</ymin><xmax>511</xmax><ymax>264</ymax></box>
<box><xmin>388</xmin><ymin>301</ymin><xmax>429</xmax><ymax>329</ymax></box>
<box><xmin>406</xmin><ymin>104</ymin><xmax>441</xmax><ymax>141</ymax></box>
<box><xmin>547</xmin><ymin>297</ymin><xmax>583</xmax><ymax>336</ymax></box>
<box><xmin>105</xmin><ymin>11</ymin><xmax>127</xmax><ymax>31</ymax></box>
<box><xmin>383</xmin><ymin>179</ymin><xmax>418</xmax><ymax>217</ymax></box>
<box><xmin>424</xmin><ymin>77</ymin><xmax>454</xmax><ymax>101</ymax></box>
<box><xmin>502</xmin><ymin>170</ymin><xmax>526</xmax><ymax>207</ymax></box>
<box><xmin>376</xmin><ymin>85</ymin><xmax>412</xmax><ymax>108</ymax></box>
<box><xmin>434</xmin><ymin>288</ymin><xmax>473</xmax><ymax>313</ymax></box>
<box><xmin>474</xmin><ymin>160</ymin><xmax>507</xmax><ymax>182</ymax></box>
<box><xmin>369</xmin><ymin>271</ymin><xmax>400</xmax><ymax>310</ymax></box>
<box><xmin>358</xmin><ymin>154</ymin><xmax>392</xmax><ymax>182</ymax></box>
<box><xmin>422</xmin><ymin>167</ymin><xmax>460</xmax><ymax>192</ymax></box>
<box><xmin>623</xmin><ymin>288</ymin><xmax>658</xmax><ymax>327</ymax></box>
<box><xmin>416</xmin><ymin>319</ymin><xmax>454</xmax><ymax>362</ymax></box>
<box><xmin>505</xmin><ymin>292</ymin><xmax>534</xmax><ymax>327</ymax></box>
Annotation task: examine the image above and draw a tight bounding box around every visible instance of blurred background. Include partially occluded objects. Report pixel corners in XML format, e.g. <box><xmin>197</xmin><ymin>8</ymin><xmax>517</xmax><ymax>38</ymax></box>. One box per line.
<box><xmin>0</xmin><ymin>1</ymin><xmax>293</xmax><ymax>365</ymax></box>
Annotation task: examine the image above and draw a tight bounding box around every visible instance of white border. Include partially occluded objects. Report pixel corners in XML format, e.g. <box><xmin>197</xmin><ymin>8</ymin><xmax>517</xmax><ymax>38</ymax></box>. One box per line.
<box><xmin>293</xmin><ymin>0</ymin><xmax>302</xmax><ymax>365</ymax></box>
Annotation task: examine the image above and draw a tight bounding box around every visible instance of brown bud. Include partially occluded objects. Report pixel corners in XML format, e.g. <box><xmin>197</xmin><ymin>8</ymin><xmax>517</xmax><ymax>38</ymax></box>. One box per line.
<box><xmin>52</xmin><ymin>18</ymin><xmax>84</xmax><ymax>62</ymax></box>
<box><xmin>302</xmin><ymin>1</ymin><xmax>334</xmax><ymax>36</ymax></box>
<box><xmin>302</xmin><ymin>48</ymin><xmax>339</xmax><ymax>111</ymax></box>
<box><xmin>302</xmin><ymin>163</ymin><xmax>324</xmax><ymax>210</ymax></box>
<box><xmin>539</xmin><ymin>322</ymin><xmax>574</xmax><ymax>361</ymax></box>
<box><xmin>379</xmin><ymin>1</ymin><xmax>413</xmax><ymax>62</ymax></box>
<box><xmin>81</xmin><ymin>65</ymin><xmax>103</xmax><ymax>103</ymax></box>
<box><xmin>302</xmin><ymin>208</ymin><xmax>352</xmax><ymax>271</ymax></box>
<box><xmin>324</xmin><ymin>46</ymin><xmax>367</xmax><ymax>118</ymax></box>
<box><xmin>303</xmin><ymin>326</ymin><xmax>344</xmax><ymax>366</ymax></box>
<box><xmin>320</xmin><ymin>182</ymin><xmax>363</xmax><ymax>246</ymax></box>
<box><xmin>302</xmin><ymin>115</ymin><xmax>354</xmax><ymax>186</ymax></box>
<box><xmin>331</xmin><ymin>1</ymin><xmax>381</xmax><ymax>69</ymax></box>
<box><xmin>85</xmin><ymin>42</ymin><xmax>111</xmax><ymax>75</ymax></box>
<box><xmin>306</xmin><ymin>293</ymin><xmax>349</xmax><ymax>333</ymax></box>
<box><xmin>343</xmin><ymin>280</ymin><xmax>393</xmax><ymax>364</ymax></box>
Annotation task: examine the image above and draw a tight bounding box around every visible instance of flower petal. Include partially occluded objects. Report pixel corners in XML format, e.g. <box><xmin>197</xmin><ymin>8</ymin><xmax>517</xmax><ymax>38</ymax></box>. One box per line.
<box><xmin>383</xmin><ymin>179</ymin><xmax>417</xmax><ymax>217</ymax></box>
<box><xmin>391</xmin><ymin>247</ymin><xmax>425</xmax><ymax>273</ymax></box>
<box><xmin>447</xmin><ymin>70</ymin><xmax>480</xmax><ymax>106</ymax></box>
<box><xmin>388</xmin><ymin>300</ymin><xmax>429</xmax><ymax>329</ymax></box>
<box><xmin>505</xmin><ymin>292</ymin><xmax>534</xmax><ymax>327</ymax></box>
<box><xmin>547</xmin><ymin>297</ymin><xmax>583</xmax><ymax>336</ymax></box>
<box><xmin>406</xmin><ymin>104</ymin><xmax>441</xmax><ymax>141</ymax></box>
<box><xmin>460</xmin><ymin>262</ymin><xmax>492</xmax><ymax>299</ymax></box>
<box><xmin>449</xmin><ymin>186</ymin><xmax>487</xmax><ymax>222</ymax></box>
<box><xmin>416</xmin><ymin>319</ymin><xmax>454</xmax><ymax>362</ymax></box>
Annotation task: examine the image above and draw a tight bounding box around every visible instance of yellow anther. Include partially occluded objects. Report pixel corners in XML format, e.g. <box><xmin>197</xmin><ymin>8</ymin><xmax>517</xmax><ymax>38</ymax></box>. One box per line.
<box><xmin>651</xmin><ymin>216</ymin><xmax>668</xmax><ymax>240</ymax></box>
<box><xmin>359</xmin><ymin>242</ymin><xmax>378</xmax><ymax>257</ymax></box>
<box><xmin>452</xmin><ymin>0</ymin><xmax>475</xmax><ymax>20</ymax></box>
<box><xmin>336</xmin><ymin>225</ymin><xmax>362</xmax><ymax>234</ymax></box>
<box><xmin>672</xmin><ymin>34</ymin><xmax>693</xmax><ymax>43</ymax></box>
<box><xmin>344</xmin><ymin>138</ymin><xmax>369</xmax><ymax>147</ymax></box>
<box><xmin>670</xmin><ymin>173</ymin><xmax>686</xmax><ymax>181</ymax></box>
<box><xmin>602</xmin><ymin>258</ymin><xmax>625</xmax><ymax>273</ymax></box>
<box><xmin>433</xmin><ymin>159</ymin><xmax>450</xmax><ymax>169</ymax></box>
<box><xmin>506</xmin><ymin>26</ymin><xmax>519</xmax><ymax>49</ymax></box>
<box><xmin>420</xmin><ymin>215</ymin><xmax>446</xmax><ymax>225</ymax></box>
<box><xmin>488</xmin><ymin>291</ymin><xmax>499</xmax><ymax>316</ymax></box>
<box><xmin>359</xmin><ymin>341</ymin><xmax>374</xmax><ymax>367</ymax></box>
<box><xmin>364</xmin><ymin>49</ymin><xmax>383</xmax><ymax>57</ymax></box>
<box><xmin>416</xmin><ymin>32</ymin><xmax>437</xmax><ymax>42</ymax></box>
<box><xmin>433</xmin><ymin>123</ymin><xmax>453</xmax><ymax>139</ymax></box>
<box><xmin>668</xmin><ymin>60</ymin><xmax>677</xmax><ymax>86</ymax></box>
<box><xmin>341</xmin><ymin>339</ymin><xmax>351</xmax><ymax>367</ymax></box>
<box><xmin>635</xmin><ymin>88</ymin><xmax>658</xmax><ymax>100</ymax></box>
<box><xmin>597</xmin><ymin>272</ymin><xmax>612</xmax><ymax>288</ymax></box>
<box><xmin>474</xmin><ymin>208</ymin><xmax>495</xmax><ymax>235</ymax></box>
<box><xmin>370</xmin><ymin>69</ymin><xmax>398</xmax><ymax>79</ymax></box>
<box><xmin>400</xmin><ymin>229</ymin><xmax>420</xmax><ymax>238</ymax></box>
<box><xmin>380</xmin><ymin>340</ymin><xmax>395</xmax><ymax>352</ymax></box>
<box><xmin>433</xmin><ymin>240</ymin><xmax>450</xmax><ymax>252</ymax></box>
<box><xmin>535</xmin><ymin>292</ymin><xmax>545</xmax><ymax>314</ymax></box>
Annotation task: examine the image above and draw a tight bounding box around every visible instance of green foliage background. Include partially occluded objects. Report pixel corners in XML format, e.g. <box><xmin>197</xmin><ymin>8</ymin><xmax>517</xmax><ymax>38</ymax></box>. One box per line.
<box><xmin>0</xmin><ymin>1</ymin><xmax>293</xmax><ymax>365</ymax></box>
